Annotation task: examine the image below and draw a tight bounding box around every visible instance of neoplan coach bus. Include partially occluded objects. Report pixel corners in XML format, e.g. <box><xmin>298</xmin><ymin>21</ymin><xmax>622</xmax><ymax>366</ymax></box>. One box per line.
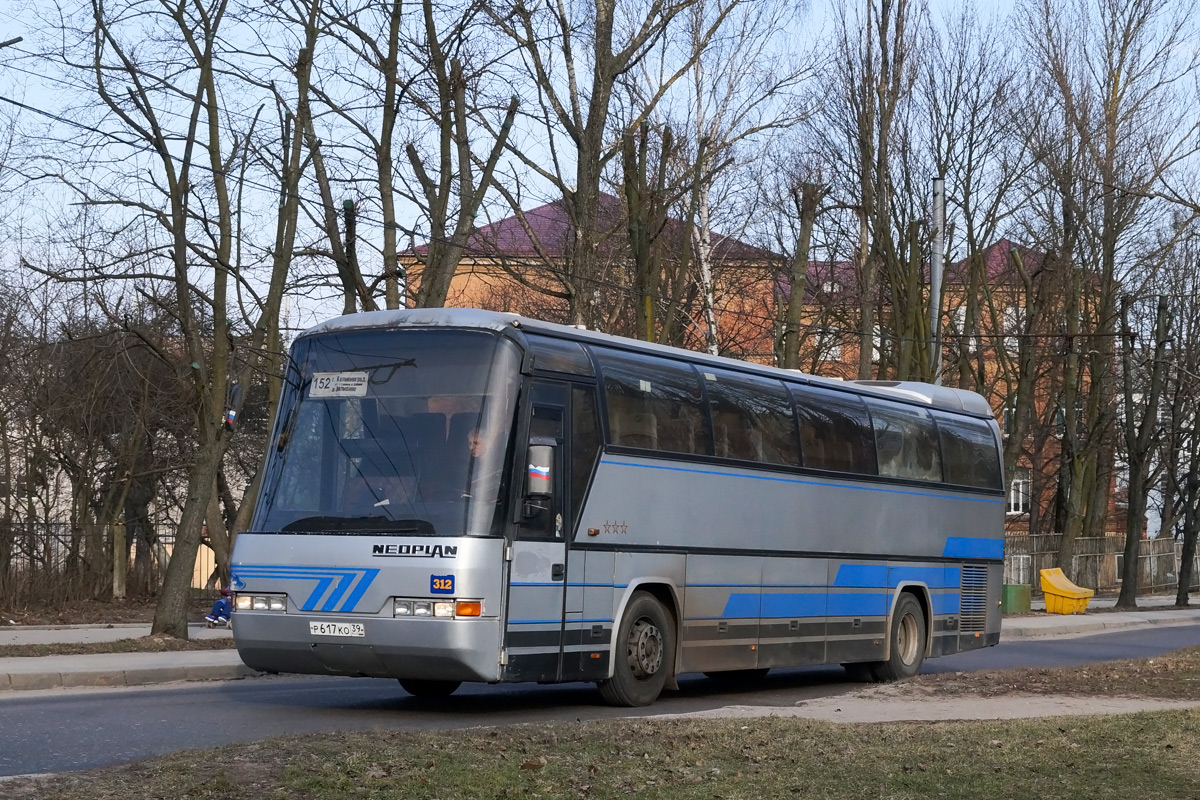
<box><xmin>231</xmin><ymin>308</ymin><xmax>1004</xmax><ymax>707</ymax></box>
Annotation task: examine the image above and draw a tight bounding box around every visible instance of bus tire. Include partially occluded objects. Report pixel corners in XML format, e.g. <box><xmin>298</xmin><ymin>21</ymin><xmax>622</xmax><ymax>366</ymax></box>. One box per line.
<box><xmin>871</xmin><ymin>592</ymin><xmax>926</xmax><ymax>682</ymax></box>
<box><xmin>398</xmin><ymin>678</ymin><xmax>461</xmax><ymax>698</ymax></box>
<box><xmin>598</xmin><ymin>592</ymin><xmax>674</xmax><ymax>707</ymax></box>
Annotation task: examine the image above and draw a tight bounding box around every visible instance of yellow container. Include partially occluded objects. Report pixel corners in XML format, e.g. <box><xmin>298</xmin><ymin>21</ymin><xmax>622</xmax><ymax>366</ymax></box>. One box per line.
<box><xmin>1039</xmin><ymin>568</ymin><xmax>1094</xmax><ymax>615</ymax></box>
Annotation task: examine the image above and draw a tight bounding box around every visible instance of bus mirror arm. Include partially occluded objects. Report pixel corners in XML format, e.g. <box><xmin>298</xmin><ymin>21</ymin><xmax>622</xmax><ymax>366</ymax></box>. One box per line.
<box><xmin>522</xmin><ymin>499</ymin><xmax>549</xmax><ymax>518</ymax></box>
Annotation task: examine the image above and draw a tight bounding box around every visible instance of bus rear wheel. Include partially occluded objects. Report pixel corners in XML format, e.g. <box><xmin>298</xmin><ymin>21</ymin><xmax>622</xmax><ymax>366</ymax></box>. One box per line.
<box><xmin>398</xmin><ymin>678</ymin><xmax>461</xmax><ymax>698</ymax></box>
<box><xmin>870</xmin><ymin>592</ymin><xmax>926</xmax><ymax>682</ymax></box>
<box><xmin>598</xmin><ymin>592</ymin><xmax>674</xmax><ymax>707</ymax></box>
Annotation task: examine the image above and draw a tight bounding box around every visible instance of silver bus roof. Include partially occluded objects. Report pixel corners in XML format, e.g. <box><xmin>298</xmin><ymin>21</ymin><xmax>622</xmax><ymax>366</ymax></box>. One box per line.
<box><xmin>302</xmin><ymin>308</ymin><xmax>995</xmax><ymax>419</ymax></box>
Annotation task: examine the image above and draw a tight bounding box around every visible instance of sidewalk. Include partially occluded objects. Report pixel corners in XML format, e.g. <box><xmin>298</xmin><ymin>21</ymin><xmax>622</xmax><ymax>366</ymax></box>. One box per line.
<box><xmin>1005</xmin><ymin>594</ymin><xmax>1200</xmax><ymax>638</ymax></box>
<box><xmin>4</xmin><ymin>600</ymin><xmax>1200</xmax><ymax>693</ymax></box>
<box><xmin>0</xmin><ymin>623</ymin><xmax>255</xmax><ymax>692</ymax></box>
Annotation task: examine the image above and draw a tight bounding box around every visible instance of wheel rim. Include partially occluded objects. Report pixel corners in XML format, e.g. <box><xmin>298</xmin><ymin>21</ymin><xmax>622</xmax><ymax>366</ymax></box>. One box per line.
<box><xmin>896</xmin><ymin>612</ymin><xmax>920</xmax><ymax>665</ymax></box>
<box><xmin>625</xmin><ymin>617</ymin><xmax>663</xmax><ymax>679</ymax></box>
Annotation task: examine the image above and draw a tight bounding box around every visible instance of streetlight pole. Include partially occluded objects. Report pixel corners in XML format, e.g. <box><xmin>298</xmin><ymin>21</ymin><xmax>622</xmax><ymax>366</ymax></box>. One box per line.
<box><xmin>930</xmin><ymin>177</ymin><xmax>945</xmax><ymax>385</ymax></box>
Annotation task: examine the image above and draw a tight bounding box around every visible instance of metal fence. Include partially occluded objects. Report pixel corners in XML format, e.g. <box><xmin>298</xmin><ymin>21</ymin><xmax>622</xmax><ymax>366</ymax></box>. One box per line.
<box><xmin>0</xmin><ymin>521</ymin><xmax>218</xmax><ymax>603</ymax></box>
<box><xmin>1004</xmin><ymin>534</ymin><xmax>1193</xmax><ymax>595</ymax></box>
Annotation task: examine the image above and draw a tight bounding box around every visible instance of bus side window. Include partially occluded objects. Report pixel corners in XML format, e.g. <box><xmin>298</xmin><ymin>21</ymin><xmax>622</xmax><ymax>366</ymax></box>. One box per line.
<box><xmin>791</xmin><ymin>385</ymin><xmax>876</xmax><ymax>475</ymax></box>
<box><xmin>570</xmin><ymin>386</ymin><xmax>601</xmax><ymax>525</ymax></box>
<box><xmin>935</xmin><ymin>413</ymin><xmax>1003</xmax><ymax>490</ymax></box>
<box><xmin>702</xmin><ymin>369</ymin><xmax>799</xmax><ymax>466</ymax></box>
<box><xmin>865</xmin><ymin>400</ymin><xmax>942</xmax><ymax>483</ymax></box>
<box><xmin>593</xmin><ymin>349</ymin><xmax>710</xmax><ymax>456</ymax></box>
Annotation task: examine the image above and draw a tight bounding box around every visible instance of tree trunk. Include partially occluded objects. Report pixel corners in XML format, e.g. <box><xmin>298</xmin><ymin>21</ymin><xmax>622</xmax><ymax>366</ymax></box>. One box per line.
<box><xmin>782</xmin><ymin>182</ymin><xmax>822</xmax><ymax>370</ymax></box>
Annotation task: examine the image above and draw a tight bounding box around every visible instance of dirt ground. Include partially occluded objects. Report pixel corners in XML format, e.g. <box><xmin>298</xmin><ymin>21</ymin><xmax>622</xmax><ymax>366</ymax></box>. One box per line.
<box><xmin>667</xmin><ymin>684</ymin><xmax>1200</xmax><ymax>724</ymax></box>
<box><xmin>0</xmin><ymin>597</ymin><xmax>208</xmax><ymax>626</ymax></box>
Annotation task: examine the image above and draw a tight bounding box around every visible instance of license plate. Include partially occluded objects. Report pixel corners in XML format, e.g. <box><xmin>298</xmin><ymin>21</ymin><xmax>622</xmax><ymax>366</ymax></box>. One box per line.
<box><xmin>309</xmin><ymin>621</ymin><xmax>365</xmax><ymax>637</ymax></box>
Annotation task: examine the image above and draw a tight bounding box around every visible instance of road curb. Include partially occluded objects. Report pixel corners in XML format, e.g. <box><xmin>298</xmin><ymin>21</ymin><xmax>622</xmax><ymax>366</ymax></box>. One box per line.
<box><xmin>1003</xmin><ymin>611</ymin><xmax>1200</xmax><ymax>639</ymax></box>
<box><xmin>0</xmin><ymin>648</ymin><xmax>261</xmax><ymax>693</ymax></box>
<box><xmin>1</xmin><ymin>663</ymin><xmax>260</xmax><ymax>692</ymax></box>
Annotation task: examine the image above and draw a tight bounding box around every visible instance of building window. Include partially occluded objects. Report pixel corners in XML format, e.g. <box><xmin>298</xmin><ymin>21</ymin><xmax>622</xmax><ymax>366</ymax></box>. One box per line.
<box><xmin>1007</xmin><ymin>466</ymin><xmax>1031</xmax><ymax>514</ymax></box>
<box><xmin>1002</xmin><ymin>305</ymin><xmax>1025</xmax><ymax>353</ymax></box>
<box><xmin>821</xmin><ymin>327</ymin><xmax>843</xmax><ymax>361</ymax></box>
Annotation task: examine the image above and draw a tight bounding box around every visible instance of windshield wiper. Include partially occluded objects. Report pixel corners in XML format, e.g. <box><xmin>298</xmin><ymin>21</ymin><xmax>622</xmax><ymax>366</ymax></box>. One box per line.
<box><xmin>281</xmin><ymin>516</ymin><xmax>435</xmax><ymax>534</ymax></box>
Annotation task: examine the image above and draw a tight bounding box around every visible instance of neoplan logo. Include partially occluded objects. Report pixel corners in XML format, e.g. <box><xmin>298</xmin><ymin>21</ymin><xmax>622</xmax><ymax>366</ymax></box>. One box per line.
<box><xmin>371</xmin><ymin>543</ymin><xmax>458</xmax><ymax>558</ymax></box>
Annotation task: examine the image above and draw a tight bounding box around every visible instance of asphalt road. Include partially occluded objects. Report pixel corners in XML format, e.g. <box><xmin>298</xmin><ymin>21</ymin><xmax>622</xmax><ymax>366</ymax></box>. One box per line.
<box><xmin>4</xmin><ymin>623</ymin><xmax>1200</xmax><ymax>778</ymax></box>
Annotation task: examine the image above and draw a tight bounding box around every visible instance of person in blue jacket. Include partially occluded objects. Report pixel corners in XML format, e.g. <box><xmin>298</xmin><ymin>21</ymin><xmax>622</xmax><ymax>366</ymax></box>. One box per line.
<box><xmin>205</xmin><ymin>588</ymin><xmax>233</xmax><ymax>628</ymax></box>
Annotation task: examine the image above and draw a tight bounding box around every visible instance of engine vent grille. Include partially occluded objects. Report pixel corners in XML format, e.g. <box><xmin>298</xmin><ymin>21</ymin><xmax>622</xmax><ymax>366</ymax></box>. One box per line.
<box><xmin>960</xmin><ymin>566</ymin><xmax>989</xmax><ymax>633</ymax></box>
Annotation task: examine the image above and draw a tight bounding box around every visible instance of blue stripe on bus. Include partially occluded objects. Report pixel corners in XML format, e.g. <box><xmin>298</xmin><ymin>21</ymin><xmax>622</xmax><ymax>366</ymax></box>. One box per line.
<box><xmin>721</xmin><ymin>589</ymin><xmax>962</xmax><ymax>619</ymax></box>
<box><xmin>605</xmin><ymin>459</ymin><xmax>1005</xmax><ymax>504</ymax></box>
<box><xmin>338</xmin><ymin>568</ymin><xmax>380</xmax><ymax>612</ymax></box>
<box><xmin>231</xmin><ymin>565</ymin><xmax>379</xmax><ymax>612</ymax></box>
<box><xmin>942</xmin><ymin>537</ymin><xmax>1004</xmax><ymax>560</ymax></box>
<box><xmin>933</xmin><ymin>593</ymin><xmax>960</xmax><ymax>615</ymax></box>
<box><xmin>721</xmin><ymin>591</ymin><xmax>891</xmax><ymax>619</ymax></box>
<box><xmin>833</xmin><ymin>565</ymin><xmax>960</xmax><ymax>589</ymax></box>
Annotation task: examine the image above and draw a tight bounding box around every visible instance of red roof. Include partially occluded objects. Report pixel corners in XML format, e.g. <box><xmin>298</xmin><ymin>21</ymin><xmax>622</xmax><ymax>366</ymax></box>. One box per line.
<box><xmin>946</xmin><ymin>238</ymin><xmax>1048</xmax><ymax>284</ymax></box>
<box><xmin>413</xmin><ymin>193</ymin><xmax>781</xmax><ymax>262</ymax></box>
<box><xmin>775</xmin><ymin>238</ymin><xmax>1049</xmax><ymax>299</ymax></box>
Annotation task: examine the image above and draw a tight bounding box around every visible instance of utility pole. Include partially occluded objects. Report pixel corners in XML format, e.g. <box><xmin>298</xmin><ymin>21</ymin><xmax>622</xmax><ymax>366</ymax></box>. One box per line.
<box><xmin>930</xmin><ymin>177</ymin><xmax>945</xmax><ymax>385</ymax></box>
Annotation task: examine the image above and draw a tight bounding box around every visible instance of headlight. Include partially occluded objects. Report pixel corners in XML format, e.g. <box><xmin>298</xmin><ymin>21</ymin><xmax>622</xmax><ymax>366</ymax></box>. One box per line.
<box><xmin>234</xmin><ymin>593</ymin><xmax>286</xmax><ymax>613</ymax></box>
<box><xmin>393</xmin><ymin>598</ymin><xmax>483</xmax><ymax>618</ymax></box>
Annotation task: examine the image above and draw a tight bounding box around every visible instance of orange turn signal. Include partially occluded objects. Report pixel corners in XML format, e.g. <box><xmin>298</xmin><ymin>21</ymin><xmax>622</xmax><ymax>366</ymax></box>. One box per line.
<box><xmin>455</xmin><ymin>600</ymin><xmax>482</xmax><ymax>617</ymax></box>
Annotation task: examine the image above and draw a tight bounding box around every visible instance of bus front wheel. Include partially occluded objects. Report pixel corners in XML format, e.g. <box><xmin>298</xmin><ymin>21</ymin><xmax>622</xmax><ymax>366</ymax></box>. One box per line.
<box><xmin>398</xmin><ymin>678</ymin><xmax>461</xmax><ymax>698</ymax></box>
<box><xmin>598</xmin><ymin>592</ymin><xmax>674</xmax><ymax>707</ymax></box>
<box><xmin>871</xmin><ymin>592</ymin><xmax>926</xmax><ymax>681</ymax></box>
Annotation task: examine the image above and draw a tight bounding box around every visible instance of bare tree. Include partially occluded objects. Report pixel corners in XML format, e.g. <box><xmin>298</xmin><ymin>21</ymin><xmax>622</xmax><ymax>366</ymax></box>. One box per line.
<box><xmin>305</xmin><ymin>0</ymin><xmax>518</xmax><ymax>310</ymax></box>
<box><xmin>1156</xmin><ymin>225</ymin><xmax>1200</xmax><ymax>604</ymax></box>
<box><xmin>1116</xmin><ymin>293</ymin><xmax>1169</xmax><ymax>606</ymax></box>
<box><xmin>1018</xmin><ymin>0</ymin><xmax>1198</xmax><ymax>577</ymax></box>
<box><xmin>655</xmin><ymin>0</ymin><xmax>811</xmax><ymax>354</ymax></box>
<box><xmin>826</xmin><ymin>0</ymin><xmax>925</xmax><ymax>380</ymax></box>
<box><xmin>484</xmin><ymin>0</ymin><xmax>737</xmax><ymax>328</ymax></box>
<box><xmin>26</xmin><ymin>0</ymin><xmax>303</xmax><ymax>635</ymax></box>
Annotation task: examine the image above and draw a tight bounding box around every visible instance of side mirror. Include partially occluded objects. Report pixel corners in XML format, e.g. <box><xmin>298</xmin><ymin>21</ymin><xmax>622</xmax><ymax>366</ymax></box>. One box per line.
<box><xmin>525</xmin><ymin>444</ymin><xmax>554</xmax><ymax>498</ymax></box>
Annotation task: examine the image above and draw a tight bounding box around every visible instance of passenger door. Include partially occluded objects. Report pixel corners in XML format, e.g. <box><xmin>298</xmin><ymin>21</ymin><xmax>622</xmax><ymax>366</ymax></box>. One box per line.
<box><xmin>503</xmin><ymin>381</ymin><xmax>569</xmax><ymax>681</ymax></box>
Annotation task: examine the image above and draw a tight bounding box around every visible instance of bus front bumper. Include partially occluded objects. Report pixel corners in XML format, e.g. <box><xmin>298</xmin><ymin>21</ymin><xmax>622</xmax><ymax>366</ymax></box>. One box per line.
<box><xmin>232</xmin><ymin>612</ymin><xmax>504</xmax><ymax>683</ymax></box>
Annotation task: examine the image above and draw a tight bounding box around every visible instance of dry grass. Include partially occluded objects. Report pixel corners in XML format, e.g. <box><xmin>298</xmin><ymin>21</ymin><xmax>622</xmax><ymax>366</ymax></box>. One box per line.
<box><xmin>910</xmin><ymin>644</ymin><xmax>1200</xmax><ymax>700</ymax></box>
<box><xmin>6</xmin><ymin>710</ymin><xmax>1200</xmax><ymax>799</ymax></box>
<box><xmin>0</xmin><ymin>597</ymin><xmax>163</xmax><ymax>626</ymax></box>
<box><xmin>0</xmin><ymin>635</ymin><xmax>236</xmax><ymax>658</ymax></box>
<box><xmin>5</xmin><ymin>601</ymin><xmax>1200</xmax><ymax>797</ymax></box>
<box><xmin>4</xmin><ymin>649</ymin><xmax>1200</xmax><ymax>798</ymax></box>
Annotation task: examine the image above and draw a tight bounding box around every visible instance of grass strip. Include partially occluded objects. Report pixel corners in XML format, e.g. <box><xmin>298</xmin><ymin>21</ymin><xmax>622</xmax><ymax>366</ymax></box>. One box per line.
<box><xmin>8</xmin><ymin>710</ymin><xmax>1200</xmax><ymax>799</ymax></box>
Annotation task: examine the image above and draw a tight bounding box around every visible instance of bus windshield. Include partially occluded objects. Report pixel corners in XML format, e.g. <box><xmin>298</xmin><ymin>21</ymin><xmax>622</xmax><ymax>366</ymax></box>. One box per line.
<box><xmin>252</xmin><ymin>328</ymin><xmax>522</xmax><ymax>536</ymax></box>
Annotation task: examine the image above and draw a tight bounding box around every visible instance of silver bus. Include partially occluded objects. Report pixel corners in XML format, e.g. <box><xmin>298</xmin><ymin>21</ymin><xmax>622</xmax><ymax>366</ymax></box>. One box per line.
<box><xmin>231</xmin><ymin>308</ymin><xmax>1004</xmax><ymax>706</ymax></box>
